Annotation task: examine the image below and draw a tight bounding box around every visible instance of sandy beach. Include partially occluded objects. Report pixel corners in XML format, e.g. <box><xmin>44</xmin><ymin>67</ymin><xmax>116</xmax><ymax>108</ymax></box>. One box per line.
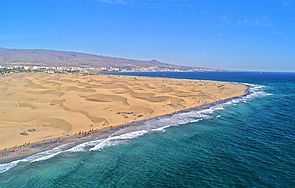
<box><xmin>0</xmin><ymin>73</ymin><xmax>248</xmax><ymax>151</ymax></box>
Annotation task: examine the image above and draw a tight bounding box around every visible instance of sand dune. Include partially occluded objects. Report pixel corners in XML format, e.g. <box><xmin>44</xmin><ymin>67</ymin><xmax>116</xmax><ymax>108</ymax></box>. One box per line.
<box><xmin>0</xmin><ymin>73</ymin><xmax>248</xmax><ymax>150</ymax></box>
<box><xmin>83</xmin><ymin>94</ymin><xmax>129</xmax><ymax>105</ymax></box>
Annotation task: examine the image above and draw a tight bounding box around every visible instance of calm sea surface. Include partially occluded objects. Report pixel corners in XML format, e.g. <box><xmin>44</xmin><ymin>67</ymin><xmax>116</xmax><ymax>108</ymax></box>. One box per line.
<box><xmin>0</xmin><ymin>72</ymin><xmax>295</xmax><ymax>188</ymax></box>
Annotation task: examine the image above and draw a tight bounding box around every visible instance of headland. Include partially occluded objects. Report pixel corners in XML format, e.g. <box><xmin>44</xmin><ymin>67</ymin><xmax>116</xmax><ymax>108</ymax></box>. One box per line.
<box><xmin>0</xmin><ymin>73</ymin><xmax>248</xmax><ymax>160</ymax></box>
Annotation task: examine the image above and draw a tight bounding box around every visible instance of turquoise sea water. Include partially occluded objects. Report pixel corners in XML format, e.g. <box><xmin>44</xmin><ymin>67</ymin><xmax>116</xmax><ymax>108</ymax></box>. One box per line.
<box><xmin>0</xmin><ymin>72</ymin><xmax>295</xmax><ymax>188</ymax></box>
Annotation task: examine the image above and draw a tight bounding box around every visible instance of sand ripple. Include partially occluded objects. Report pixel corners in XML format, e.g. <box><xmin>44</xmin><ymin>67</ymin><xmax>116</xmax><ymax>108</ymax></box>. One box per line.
<box><xmin>0</xmin><ymin>73</ymin><xmax>247</xmax><ymax>151</ymax></box>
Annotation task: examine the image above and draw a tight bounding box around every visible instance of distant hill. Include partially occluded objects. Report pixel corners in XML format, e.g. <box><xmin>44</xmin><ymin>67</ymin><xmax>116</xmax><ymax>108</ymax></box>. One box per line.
<box><xmin>0</xmin><ymin>48</ymin><xmax>214</xmax><ymax>71</ymax></box>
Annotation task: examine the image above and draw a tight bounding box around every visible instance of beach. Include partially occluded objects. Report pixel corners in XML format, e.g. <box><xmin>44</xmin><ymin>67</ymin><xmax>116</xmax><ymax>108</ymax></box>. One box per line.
<box><xmin>0</xmin><ymin>73</ymin><xmax>248</xmax><ymax>153</ymax></box>
<box><xmin>1</xmin><ymin>72</ymin><xmax>294</xmax><ymax>187</ymax></box>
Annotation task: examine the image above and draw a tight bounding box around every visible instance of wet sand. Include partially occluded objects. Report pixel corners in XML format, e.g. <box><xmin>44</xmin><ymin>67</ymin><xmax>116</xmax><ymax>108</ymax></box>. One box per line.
<box><xmin>0</xmin><ymin>73</ymin><xmax>248</xmax><ymax>153</ymax></box>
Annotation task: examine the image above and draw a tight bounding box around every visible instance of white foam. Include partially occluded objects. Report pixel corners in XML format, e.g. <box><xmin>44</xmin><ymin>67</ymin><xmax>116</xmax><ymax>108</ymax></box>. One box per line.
<box><xmin>151</xmin><ymin>125</ymin><xmax>172</xmax><ymax>132</ymax></box>
<box><xmin>90</xmin><ymin>130</ymin><xmax>149</xmax><ymax>151</ymax></box>
<box><xmin>136</xmin><ymin>83</ymin><xmax>271</xmax><ymax>133</ymax></box>
<box><xmin>0</xmin><ymin>160</ymin><xmax>22</xmax><ymax>174</ymax></box>
<box><xmin>0</xmin><ymin>144</ymin><xmax>70</xmax><ymax>173</ymax></box>
<box><xmin>89</xmin><ymin>140</ymin><xmax>125</xmax><ymax>151</ymax></box>
<box><xmin>0</xmin><ymin>83</ymin><xmax>271</xmax><ymax>173</ymax></box>
<box><xmin>31</xmin><ymin>152</ymin><xmax>63</xmax><ymax>162</ymax></box>
<box><xmin>66</xmin><ymin>139</ymin><xmax>103</xmax><ymax>153</ymax></box>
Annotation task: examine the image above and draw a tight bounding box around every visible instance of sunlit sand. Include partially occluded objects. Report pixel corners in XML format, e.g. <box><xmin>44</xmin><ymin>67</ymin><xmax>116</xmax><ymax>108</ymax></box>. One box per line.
<box><xmin>0</xmin><ymin>73</ymin><xmax>248</xmax><ymax>150</ymax></box>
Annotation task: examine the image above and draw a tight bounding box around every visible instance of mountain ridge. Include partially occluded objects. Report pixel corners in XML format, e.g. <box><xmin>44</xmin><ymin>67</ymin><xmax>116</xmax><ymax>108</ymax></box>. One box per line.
<box><xmin>0</xmin><ymin>48</ymin><xmax>214</xmax><ymax>71</ymax></box>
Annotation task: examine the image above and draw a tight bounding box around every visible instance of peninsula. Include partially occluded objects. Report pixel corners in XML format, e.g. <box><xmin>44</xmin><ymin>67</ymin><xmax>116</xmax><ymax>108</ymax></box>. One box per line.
<box><xmin>0</xmin><ymin>73</ymin><xmax>248</xmax><ymax>151</ymax></box>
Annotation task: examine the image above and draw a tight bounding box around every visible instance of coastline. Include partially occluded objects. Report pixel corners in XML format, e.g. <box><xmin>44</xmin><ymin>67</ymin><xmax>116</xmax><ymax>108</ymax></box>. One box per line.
<box><xmin>0</xmin><ymin>84</ymin><xmax>249</xmax><ymax>164</ymax></box>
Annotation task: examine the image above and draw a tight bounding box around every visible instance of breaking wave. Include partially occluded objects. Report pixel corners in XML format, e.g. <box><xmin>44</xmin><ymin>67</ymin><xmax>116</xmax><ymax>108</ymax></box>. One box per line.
<box><xmin>0</xmin><ymin>83</ymin><xmax>271</xmax><ymax>174</ymax></box>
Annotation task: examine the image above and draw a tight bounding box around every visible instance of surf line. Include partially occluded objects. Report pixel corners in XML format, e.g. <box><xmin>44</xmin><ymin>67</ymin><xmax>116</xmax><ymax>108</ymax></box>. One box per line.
<box><xmin>0</xmin><ymin>83</ymin><xmax>270</xmax><ymax>174</ymax></box>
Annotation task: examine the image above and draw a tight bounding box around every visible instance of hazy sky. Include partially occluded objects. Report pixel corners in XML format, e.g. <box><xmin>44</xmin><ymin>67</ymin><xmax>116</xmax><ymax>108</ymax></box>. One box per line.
<box><xmin>1</xmin><ymin>0</ymin><xmax>294</xmax><ymax>71</ymax></box>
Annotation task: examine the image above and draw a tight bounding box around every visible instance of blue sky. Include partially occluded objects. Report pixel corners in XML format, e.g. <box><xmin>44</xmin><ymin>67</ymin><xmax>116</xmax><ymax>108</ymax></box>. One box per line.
<box><xmin>0</xmin><ymin>0</ymin><xmax>294</xmax><ymax>71</ymax></box>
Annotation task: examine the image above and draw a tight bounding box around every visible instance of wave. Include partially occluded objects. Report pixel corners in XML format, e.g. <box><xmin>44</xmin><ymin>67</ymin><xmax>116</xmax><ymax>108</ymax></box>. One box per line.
<box><xmin>0</xmin><ymin>144</ymin><xmax>70</xmax><ymax>174</ymax></box>
<box><xmin>0</xmin><ymin>83</ymin><xmax>271</xmax><ymax>174</ymax></box>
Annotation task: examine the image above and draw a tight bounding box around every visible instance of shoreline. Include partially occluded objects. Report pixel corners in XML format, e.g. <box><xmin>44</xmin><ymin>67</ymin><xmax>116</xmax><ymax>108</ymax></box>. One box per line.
<box><xmin>0</xmin><ymin>84</ymin><xmax>249</xmax><ymax>164</ymax></box>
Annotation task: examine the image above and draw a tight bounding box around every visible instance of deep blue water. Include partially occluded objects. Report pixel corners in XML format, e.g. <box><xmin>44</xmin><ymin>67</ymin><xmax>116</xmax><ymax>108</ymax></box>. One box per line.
<box><xmin>1</xmin><ymin>72</ymin><xmax>295</xmax><ymax>188</ymax></box>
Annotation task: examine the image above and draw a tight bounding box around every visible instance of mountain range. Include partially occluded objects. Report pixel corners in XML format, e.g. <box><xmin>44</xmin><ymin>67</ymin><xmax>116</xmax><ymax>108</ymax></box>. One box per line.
<box><xmin>0</xmin><ymin>48</ymin><xmax>215</xmax><ymax>71</ymax></box>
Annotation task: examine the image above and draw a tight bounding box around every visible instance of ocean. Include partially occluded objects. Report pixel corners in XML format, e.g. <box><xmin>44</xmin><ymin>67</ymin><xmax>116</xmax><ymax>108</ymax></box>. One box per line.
<box><xmin>0</xmin><ymin>72</ymin><xmax>294</xmax><ymax>187</ymax></box>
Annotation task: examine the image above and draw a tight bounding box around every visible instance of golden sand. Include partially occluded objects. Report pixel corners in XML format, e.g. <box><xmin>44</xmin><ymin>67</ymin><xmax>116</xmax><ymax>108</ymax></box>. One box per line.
<box><xmin>0</xmin><ymin>73</ymin><xmax>248</xmax><ymax>150</ymax></box>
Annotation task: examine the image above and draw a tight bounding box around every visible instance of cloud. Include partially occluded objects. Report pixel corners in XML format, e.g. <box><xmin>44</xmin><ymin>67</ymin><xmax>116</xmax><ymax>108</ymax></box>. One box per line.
<box><xmin>216</xmin><ymin>32</ymin><xmax>224</xmax><ymax>37</ymax></box>
<box><xmin>254</xmin><ymin>17</ymin><xmax>273</xmax><ymax>27</ymax></box>
<box><xmin>280</xmin><ymin>0</ymin><xmax>290</xmax><ymax>6</ymax></box>
<box><xmin>96</xmin><ymin>0</ymin><xmax>126</xmax><ymax>4</ymax></box>
<box><xmin>279</xmin><ymin>0</ymin><xmax>295</xmax><ymax>8</ymax></box>
<box><xmin>273</xmin><ymin>31</ymin><xmax>284</xmax><ymax>35</ymax></box>
<box><xmin>0</xmin><ymin>34</ymin><xmax>31</xmax><ymax>40</ymax></box>
<box><xmin>220</xmin><ymin>16</ymin><xmax>272</xmax><ymax>27</ymax></box>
